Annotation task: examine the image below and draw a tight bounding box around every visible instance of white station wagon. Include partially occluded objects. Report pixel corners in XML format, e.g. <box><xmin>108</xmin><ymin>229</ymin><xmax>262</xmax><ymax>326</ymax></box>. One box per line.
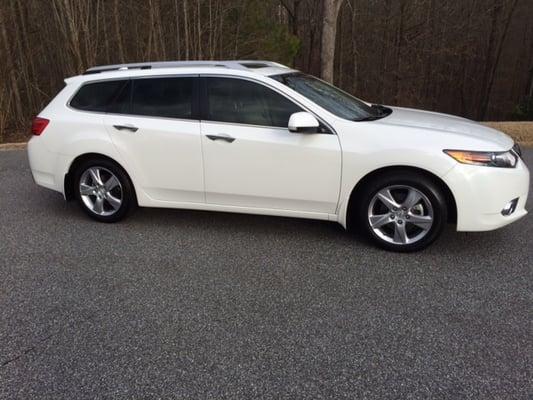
<box><xmin>28</xmin><ymin>60</ymin><xmax>529</xmax><ymax>251</ymax></box>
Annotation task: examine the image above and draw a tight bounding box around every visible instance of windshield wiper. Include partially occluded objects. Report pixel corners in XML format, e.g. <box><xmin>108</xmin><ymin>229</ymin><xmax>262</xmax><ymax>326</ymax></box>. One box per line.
<box><xmin>371</xmin><ymin>104</ymin><xmax>388</xmax><ymax>112</ymax></box>
<box><xmin>353</xmin><ymin>115</ymin><xmax>385</xmax><ymax>122</ymax></box>
<box><xmin>353</xmin><ymin>104</ymin><xmax>392</xmax><ymax>121</ymax></box>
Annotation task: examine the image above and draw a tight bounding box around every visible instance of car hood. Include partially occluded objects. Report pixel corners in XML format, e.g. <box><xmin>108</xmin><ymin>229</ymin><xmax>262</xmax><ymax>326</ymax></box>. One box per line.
<box><xmin>375</xmin><ymin>106</ymin><xmax>513</xmax><ymax>149</ymax></box>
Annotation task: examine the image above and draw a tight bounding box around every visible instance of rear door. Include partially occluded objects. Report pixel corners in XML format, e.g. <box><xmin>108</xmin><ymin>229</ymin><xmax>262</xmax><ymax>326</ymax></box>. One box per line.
<box><xmin>200</xmin><ymin>76</ymin><xmax>341</xmax><ymax>214</ymax></box>
<box><xmin>103</xmin><ymin>76</ymin><xmax>204</xmax><ymax>203</ymax></box>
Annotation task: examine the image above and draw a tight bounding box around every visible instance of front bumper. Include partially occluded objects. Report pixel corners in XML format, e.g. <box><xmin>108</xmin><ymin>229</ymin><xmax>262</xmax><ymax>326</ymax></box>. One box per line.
<box><xmin>444</xmin><ymin>158</ymin><xmax>529</xmax><ymax>231</ymax></box>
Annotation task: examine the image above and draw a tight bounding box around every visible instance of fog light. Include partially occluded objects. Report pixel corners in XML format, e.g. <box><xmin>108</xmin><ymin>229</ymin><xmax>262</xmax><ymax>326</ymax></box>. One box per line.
<box><xmin>501</xmin><ymin>198</ymin><xmax>518</xmax><ymax>216</ymax></box>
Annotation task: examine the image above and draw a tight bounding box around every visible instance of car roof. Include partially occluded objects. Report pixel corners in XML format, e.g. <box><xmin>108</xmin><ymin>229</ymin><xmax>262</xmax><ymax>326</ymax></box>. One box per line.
<box><xmin>66</xmin><ymin>60</ymin><xmax>297</xmax><ymax>84</ymax></box>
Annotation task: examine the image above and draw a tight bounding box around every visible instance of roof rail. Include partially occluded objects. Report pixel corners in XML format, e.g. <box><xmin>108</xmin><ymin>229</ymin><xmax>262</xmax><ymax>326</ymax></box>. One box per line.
<box><xmin>83</xmin><ymin>60</ymin><xmax>289</xmax><ymax>75</ymax></box>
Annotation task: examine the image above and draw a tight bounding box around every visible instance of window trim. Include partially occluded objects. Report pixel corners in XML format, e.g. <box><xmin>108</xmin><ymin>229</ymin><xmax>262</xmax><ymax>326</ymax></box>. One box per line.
<box><xmin>199</xmin><ymin>74</ymin><xmax>335</xmax><ymax>134</ymax></box>
<box><xmin>66</xmin><ymin>74</ymin><xmax>336</xmax><ymax>133</ymax></box>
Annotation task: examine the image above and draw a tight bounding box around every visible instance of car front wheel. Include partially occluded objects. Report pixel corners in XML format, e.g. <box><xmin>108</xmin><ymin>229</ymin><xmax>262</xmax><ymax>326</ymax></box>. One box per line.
<box><xmin>358</xmin><ymin>171</ymin><xmax>447</xmax><ymax>252</ymax></box>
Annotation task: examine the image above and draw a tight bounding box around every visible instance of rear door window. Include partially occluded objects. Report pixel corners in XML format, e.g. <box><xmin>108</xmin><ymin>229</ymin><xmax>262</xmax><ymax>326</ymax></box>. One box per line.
<box><xmin>70</xmin><ymin>80</ymin><xmax>127</xmax><ymax>112</ymax></box>
<box><xmin>131</xmin><ymin>77</ymin><xmax>194</xmax><ymax>119</ymax></box>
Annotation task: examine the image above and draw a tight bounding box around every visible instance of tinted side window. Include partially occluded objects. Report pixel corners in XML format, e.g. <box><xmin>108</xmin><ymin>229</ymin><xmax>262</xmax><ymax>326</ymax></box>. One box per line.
<box><xmin>70</xmin><ymin>80</ymin><xmax>126</xmax><ymax>112</ymax></box>
<box><xmin>131</xmin><ymin>77</ymin><xmax>194</xmax><ymax>119</ymax></box>
<box><xmin>107</xmin><ymin>81</ymin><xmax>131</xmax><ymax>114</ymax></box>
<box><xmin>205</xmin><ymin>78</ymin><xmax>302</xmax><ymax>127</ymax></box>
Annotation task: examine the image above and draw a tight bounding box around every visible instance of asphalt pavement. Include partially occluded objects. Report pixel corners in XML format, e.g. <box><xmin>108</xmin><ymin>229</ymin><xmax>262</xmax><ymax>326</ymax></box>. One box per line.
<box><xmin>0</xmin><ymin>149</ymin><xmax>532</xmax><ymax>399</ymax></box>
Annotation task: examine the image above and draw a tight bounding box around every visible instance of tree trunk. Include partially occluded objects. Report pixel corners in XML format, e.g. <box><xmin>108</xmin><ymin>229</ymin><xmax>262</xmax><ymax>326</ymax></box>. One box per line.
<box><xmin>197</xmin><ymin>0</ymin><xmax>202</xmax><ymax>59</ymax></box>
<box><xmin>393</xmin><ymin>0</ymin><xmax>406</xmax><ymax>104</ymax></box>
<box><xmin>113</xmin><ymin>0</ymin><xmax>124</xmax><ymax>62</ymax></box>
<box><xmin>350</xmin><ymin>0</ymin><xmax>358</xmax><ymax>94</ymax></box>
<box><xmin>321</xmin><ymin>0</ymin><xmax>344</xmax><ymax>83</ymax></box>
<box><xmin>0</xmin><ymin>6</ymin><xmax>24</xmax><ymax>122</ymax></box>
<box><xmin>479</xmin><ymin>0</ymin><xmax>518</xmax><ymax>120</ymax></box>
<box><xmin>459</xmin><ymin>0</ymin><xmax>476</xmax><ymax>115</ymax></box>
<box><xmin>183</xmin><ymin>0</ymin><xmax>190</xmax><ymax>60</ymax></box>
<box><xmin>175</xmin><ymin>0</ymin><xmax>181</xmax><ymax>58</ymax></box>
<box><xmin>527</xmin><ymin>68</ymin><xmax>533</xmax><ymax>98</ymax></box>
<box><xmin>423</xmin><ymin>0</ymin><xmax>436</xmax><ymax>106</ymax></box>
<box><xmin>379</xmin><ymin>0</ymin><xmax>392</xmax><ymax>102</ymax></box>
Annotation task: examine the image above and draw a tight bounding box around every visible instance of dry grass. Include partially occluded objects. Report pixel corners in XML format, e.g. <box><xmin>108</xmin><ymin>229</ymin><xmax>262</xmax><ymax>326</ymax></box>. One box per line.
<box><xmin>0</xmin><ymin>142</ymin><xmax>27</xmax><ymax>151</ymax></box>
<box><xmin>483</xmin><ymin>121</ymin><xmax>533</xmax><ymax>147</ymax></box>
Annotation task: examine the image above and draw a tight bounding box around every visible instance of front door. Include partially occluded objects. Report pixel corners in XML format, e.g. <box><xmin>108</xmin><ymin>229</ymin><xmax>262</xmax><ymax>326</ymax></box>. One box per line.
<box><xmin>200</xmin><ymin>77</ymin><xmax>341</xmax><ymax>214</ymax></box>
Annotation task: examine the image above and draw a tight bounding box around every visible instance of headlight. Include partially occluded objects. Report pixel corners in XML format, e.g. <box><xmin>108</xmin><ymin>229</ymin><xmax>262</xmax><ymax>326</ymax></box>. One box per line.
<box><xmin>444</xmin><ymin>149</ymin><xmax>518</xmax><ymax>168</ymax></box>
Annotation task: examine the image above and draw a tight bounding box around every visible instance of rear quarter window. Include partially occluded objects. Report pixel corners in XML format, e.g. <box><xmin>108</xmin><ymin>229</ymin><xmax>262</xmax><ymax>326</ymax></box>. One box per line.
<box><xmin>70</xmin><ymin>80</ymin><xmax>126</xmax><ymax>112</ymax></box>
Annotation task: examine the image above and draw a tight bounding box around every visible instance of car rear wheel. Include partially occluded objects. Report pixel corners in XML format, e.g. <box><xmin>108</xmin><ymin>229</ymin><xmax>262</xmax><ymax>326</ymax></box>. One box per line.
<box><xmin>357</xmin><ymin>171</ymin><xmax>447</xmax><ymax>252</ymax></box>
<box><xmin>74</xmin><ymin>159</ymin><xmax>135</xmax><ymax>222</ymax></box>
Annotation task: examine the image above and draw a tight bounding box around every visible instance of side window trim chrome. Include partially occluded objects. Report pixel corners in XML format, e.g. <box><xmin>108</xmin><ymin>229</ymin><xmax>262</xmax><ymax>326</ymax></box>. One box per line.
<box><xmin>65</xmin><ymin>73</ymin><xmax>336</xmax><ymax>134</ymax></box>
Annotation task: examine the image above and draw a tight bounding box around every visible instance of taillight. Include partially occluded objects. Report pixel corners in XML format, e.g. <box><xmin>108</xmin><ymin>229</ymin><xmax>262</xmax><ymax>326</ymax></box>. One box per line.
<box><xmin>31</xmin><ymin>117</ymin><xmax>49</xmax><ymax>136</ymax></box>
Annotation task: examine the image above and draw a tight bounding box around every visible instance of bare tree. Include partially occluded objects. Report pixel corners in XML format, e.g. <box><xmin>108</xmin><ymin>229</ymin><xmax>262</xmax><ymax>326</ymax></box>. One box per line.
<box><xmin>1</xmin><ymin>0</ymin><xmax>533</xmax><ymax>143</ymax></box>
<box><xmin>113</xmin><ymin>0</ymin><xmax>124</xmax><ymax>62</ymax></box>
<box><xmin>478</xmin><ymin>0</ymin><xmax>519</xmax><ymax>119</ymax></box>
<box><xmin>321</xmin><ymin>0</ymin><xmax>344</xmax><ymax>82</ymax></box>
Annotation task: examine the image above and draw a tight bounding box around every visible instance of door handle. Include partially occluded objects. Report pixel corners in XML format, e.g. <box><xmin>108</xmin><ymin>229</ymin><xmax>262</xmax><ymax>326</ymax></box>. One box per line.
<box><xmin>113</xmin><ymin>124</ymin><xmax>139</xmax><ymax>132</ymax></box>
<box><xmin>206</xmin><ymin>134</ymin><xmax>235</xmax><ymax>143</ymax></box>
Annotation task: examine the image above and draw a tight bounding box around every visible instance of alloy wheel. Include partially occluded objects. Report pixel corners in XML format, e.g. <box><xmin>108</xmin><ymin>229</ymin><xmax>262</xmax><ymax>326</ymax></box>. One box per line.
<box><xmin>79</xmin><ymin>167</ymin><xmax>123</xmax><ymax>216</ymax></box>
<box><xmin>367</xmin><ymin>185</ymin><xmax>434</xmax><ymax>245</ymax></box>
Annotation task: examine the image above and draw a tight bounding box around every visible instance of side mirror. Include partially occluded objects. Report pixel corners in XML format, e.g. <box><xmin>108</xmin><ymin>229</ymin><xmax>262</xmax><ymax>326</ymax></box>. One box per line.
<box><xmin>288</xmin><ymin>112</ymin><xmax>320</xmax><ymax>133</ymax></box>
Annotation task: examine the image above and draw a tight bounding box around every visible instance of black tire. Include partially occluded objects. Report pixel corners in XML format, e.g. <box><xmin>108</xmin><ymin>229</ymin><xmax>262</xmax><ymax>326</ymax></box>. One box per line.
<box><xmin>73</xmin><ymin>158</ymin><xmax>136</xmax><ymax>223</ymax></box>
<box><xmin>356</xmin><ymin>171</ymin><xmax>447</xmax><ymax>252</ymax></box>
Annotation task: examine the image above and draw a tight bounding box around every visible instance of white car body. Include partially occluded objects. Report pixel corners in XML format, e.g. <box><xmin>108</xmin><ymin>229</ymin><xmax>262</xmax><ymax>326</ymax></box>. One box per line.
<box><xmin>28</xmin><ymin>61</ymin><xmax>529</xmax><ymax>237</ymax></box>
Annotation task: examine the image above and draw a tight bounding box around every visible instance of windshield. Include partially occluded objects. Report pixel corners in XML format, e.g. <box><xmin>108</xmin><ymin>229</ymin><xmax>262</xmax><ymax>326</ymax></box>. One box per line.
<box><xmin>272</xmin><ymin>73</ymin><xmax>390</xmax><ymax>121</ymax></box>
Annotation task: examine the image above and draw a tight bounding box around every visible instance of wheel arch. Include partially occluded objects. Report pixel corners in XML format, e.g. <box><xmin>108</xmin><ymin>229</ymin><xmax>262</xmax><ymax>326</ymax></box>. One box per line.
<box><xmin>64</xmin><ymin>153</ymin><xmax>136</xmax><ymax>202</ymax></box>
<box><xmin>344</xmin><ymin>165</ymin><xmax>457</xmax><ymax>230</ymax></box>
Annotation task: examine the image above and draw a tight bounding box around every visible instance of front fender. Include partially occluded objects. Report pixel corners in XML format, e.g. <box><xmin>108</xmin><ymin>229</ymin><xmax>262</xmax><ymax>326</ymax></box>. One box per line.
<box><xmin>336</xmin><ymin>149</ymin><xmax>456</xmax><ymax>228</ymax></box>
